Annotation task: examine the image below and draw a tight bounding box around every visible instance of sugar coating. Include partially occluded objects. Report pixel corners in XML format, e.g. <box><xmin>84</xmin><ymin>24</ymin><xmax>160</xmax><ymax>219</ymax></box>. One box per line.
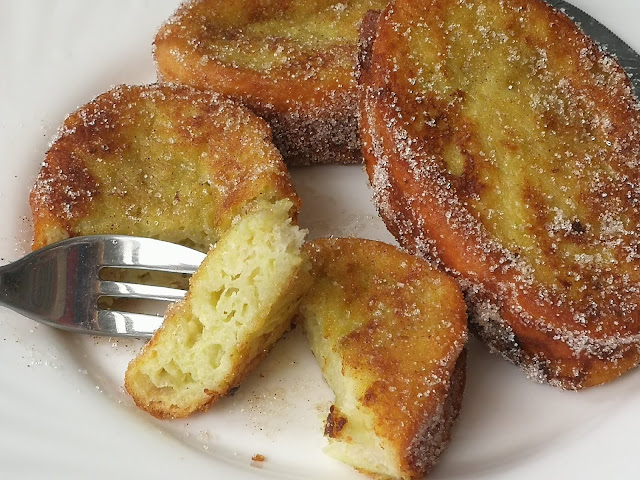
<box><xmin>360</xmin><ymin>0</ymin><xmax>640</xmax><ymax>389</ymax></box>
<box><xmin>30</xmin><ymin>83</ymin><xmax>299</xmax><ymax>252</ymax></box>
<box><xmin>154</xmin><ymin>0</ymin><xmax>389</xmax><ymax>165</ymax></box>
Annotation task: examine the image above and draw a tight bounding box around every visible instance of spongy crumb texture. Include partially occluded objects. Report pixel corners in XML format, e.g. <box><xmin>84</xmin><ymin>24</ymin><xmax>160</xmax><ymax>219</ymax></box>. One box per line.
<box><xmin>359</xmin><ymin>0</ymin><xmax>640</xmax><ymax>389</ymax></box>
<box><xmin>154</xmin><ymin>0</ymin><xmax>388</xmax><ymax>165</ymax></box>
<box><xmin>299</xmin><ymin>238</ymin><xmax>467</xmax><ymax>479</ymax></box>
<box><xmin>124</xmin><ymin>200</ymin><xmax>310</xmax><ymax>419</ymax></box>
<box><xmin>30</xmin><ymin>83</ymin><xmax>299</xmax><ymax>252</ymax></box>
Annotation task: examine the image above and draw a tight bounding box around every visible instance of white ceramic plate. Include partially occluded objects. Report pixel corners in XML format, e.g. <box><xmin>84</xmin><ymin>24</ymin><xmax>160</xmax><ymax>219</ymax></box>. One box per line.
<box><xmin>1</xmin><ymin>1</ymin><xmax>639</xmax><ymax>478</ymax></box>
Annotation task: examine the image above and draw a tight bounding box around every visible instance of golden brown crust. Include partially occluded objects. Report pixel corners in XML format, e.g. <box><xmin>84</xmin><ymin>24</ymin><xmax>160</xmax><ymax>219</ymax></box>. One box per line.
<box><xmin>359</xmin><ymin>0</ymin><xmax>640</xmax><ymax>389</ymax></box>
<box><xmin>301</xmin><ymin>238</ymin><xmax>467</xmax><ymax>478</ymax></box>
<box><xmin>30</xmin><ymin>83</ymin><xmax>299</xmax><ymax>252</ymax></box>
<box><xmin>407</xmin><ymin>348</ymin><xmax>465</xmax><ymax>476</ymax></box>
<box><xmin>154</xmin><ymin>0</ymin><xmax>387</xmax><ymax>166</ymax></box>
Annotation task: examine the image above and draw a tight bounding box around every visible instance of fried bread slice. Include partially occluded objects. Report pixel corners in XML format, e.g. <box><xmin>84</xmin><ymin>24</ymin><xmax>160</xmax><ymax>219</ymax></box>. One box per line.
<box><xmin>359</xmin><ymin>0</ymin><xmax>640</xmax><ymax>389</ymax></box>
<box><xmin>154</xmin><ymin>0</ymin><xmax>387</xmax><ymax>166</ymax></box>
<box><xmin>299</xmin><ymin>238</ymin><xmax>467</xmax><ymax>479</ymax></box>
<box><xmin>125</xmin><ymin>199</ymin><xmax>310</xmax><ymax>419</ymax></box>
<box><xmin>30</xmin><ymin>83</ymin><xmax>299</xmax><ymax>252</ymax></box>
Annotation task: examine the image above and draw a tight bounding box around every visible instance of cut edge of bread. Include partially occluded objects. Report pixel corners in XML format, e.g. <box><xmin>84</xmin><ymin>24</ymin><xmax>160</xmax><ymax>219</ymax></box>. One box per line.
<box><xmin>304</xmin><ymin>304</ymin><xmax>466</xmax><ymax>480</ymax></box>
<box><xmin>125</xmin><ymin>198</ymin><xmax>310</xmax><ymax>418</ymax></box>
<box><xmin>304</xmin><ymin>308</ymin><xmax>403</xmax><ymax>477</ymax></box>
<box><xmin>300</xmin><ymin>238</ymin><xmax>467</xmax><ymax>479</ymax></box>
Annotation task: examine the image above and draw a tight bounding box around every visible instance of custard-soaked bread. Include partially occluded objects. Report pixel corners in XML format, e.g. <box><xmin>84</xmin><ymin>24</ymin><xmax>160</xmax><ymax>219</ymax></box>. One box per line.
<box><xmin>125</xmin><ymin>200</ymin><xmax>310</xmax><ymax>419</ymax></box>
<box><xmin>30</xmin><ymin>83</ymin><xmax>299</xmax><ymax>252</ymax></box>
<box><xmin>359</xmin><ymin>0</ymin><xmax>640</xmax><ymax>389</ymax></box>
<box><xmin>154</xmin><ymin>0</ymin><xmax>388</xmax><ymax>166</ymax></box>
<box><xmin>299</xmin><ymin>238</ymin><xmax>467</xmax><ymax>479</ymax></box>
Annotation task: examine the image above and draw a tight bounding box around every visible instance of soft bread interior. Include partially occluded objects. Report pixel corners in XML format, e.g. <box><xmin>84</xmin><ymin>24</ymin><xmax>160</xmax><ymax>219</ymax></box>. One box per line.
<box><xmin>125</xmin><ymin>199</ymin><xmax>310</xmax><ymax>418</ymax></box>
<box><xmin>303</xmin><ymin>301</ymin><xmax>401</xmax><ymax>478</ymax></box>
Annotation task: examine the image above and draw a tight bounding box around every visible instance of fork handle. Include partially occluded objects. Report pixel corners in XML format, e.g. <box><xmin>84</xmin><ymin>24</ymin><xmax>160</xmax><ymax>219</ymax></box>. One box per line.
<box><xmin>0</xmin><ymin>261</ymin><xmax>30</xmax><ymax>317</ymax></box>
<box><xmin>0</xmin><ymin>252</ymin><xmax>67</xmax><ymax>324</ymax></box>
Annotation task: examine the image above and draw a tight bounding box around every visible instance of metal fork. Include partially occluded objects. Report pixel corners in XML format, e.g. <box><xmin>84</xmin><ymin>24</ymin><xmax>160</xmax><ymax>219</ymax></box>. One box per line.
<box><xmin>0</xmin><ymin>235</ymin><xmax>206</xmax><ymax>337</ymax></box>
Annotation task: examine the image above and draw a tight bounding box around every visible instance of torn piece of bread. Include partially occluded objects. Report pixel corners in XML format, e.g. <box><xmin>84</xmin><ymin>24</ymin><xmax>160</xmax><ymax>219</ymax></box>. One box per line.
<box><xmin>299</xmin><ymin>238</ymin><xmax>467</xmax><ymax>479</ymax></box>
<box><xmin>30</xmin><ymin>83</ymin><xmax>299</xmax><ymax>252</ymax></box>
<box><xmin>359</xmin><ymin>0</ymin><xmax>640</xmax><ymax>389</ymax></box>
<box><xmin>154</xmin><ymin>0</ymin><xmax>388</xmax><ymax>166</ymax></box>
<box><xmin>125</xmin><ymin>199</ymin><xmax>310</xmax><ymax>419</ymax></box>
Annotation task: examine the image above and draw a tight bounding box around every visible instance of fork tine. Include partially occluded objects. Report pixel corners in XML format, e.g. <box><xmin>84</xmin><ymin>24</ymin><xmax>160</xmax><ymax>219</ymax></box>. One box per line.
<box><xmin>97</xmin><ymin>235</ymin><xmax>207</xmax><ymax>273</ymax></box>
<box><xmin>0</xmin><ymin>235</ymin><xmax>206</xmax><ymax>337</ymax></box>
<box><xmin>96</xmin><ymin>310</ymin><xmax>163</xmax><ymax>337</ymax></box>
<box><xmin>99</xmin><ymin>280</ymin><xmax>187</xmax><ymax>302</ymax></box>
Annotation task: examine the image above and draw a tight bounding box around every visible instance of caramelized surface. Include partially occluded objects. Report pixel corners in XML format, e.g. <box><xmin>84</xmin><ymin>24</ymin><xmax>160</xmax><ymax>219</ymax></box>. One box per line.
<box><xmin>300</xmin><ymin>238</ymin><xmax>467</xmax><ymax>478</ymax></box>
<box><xmin>155</xmin><ymin>0</ymin><xmax>387</xmax><ymax>165</ymax></box>
<box><xmin>30</xmin><ymin>84</ymin><xmax>298</xmax><ymax>252</ymax></box>
<box><xmin>359</xmin><ymin>0</ymin><xmax>640</xmax><ymax>388</ymax></box>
